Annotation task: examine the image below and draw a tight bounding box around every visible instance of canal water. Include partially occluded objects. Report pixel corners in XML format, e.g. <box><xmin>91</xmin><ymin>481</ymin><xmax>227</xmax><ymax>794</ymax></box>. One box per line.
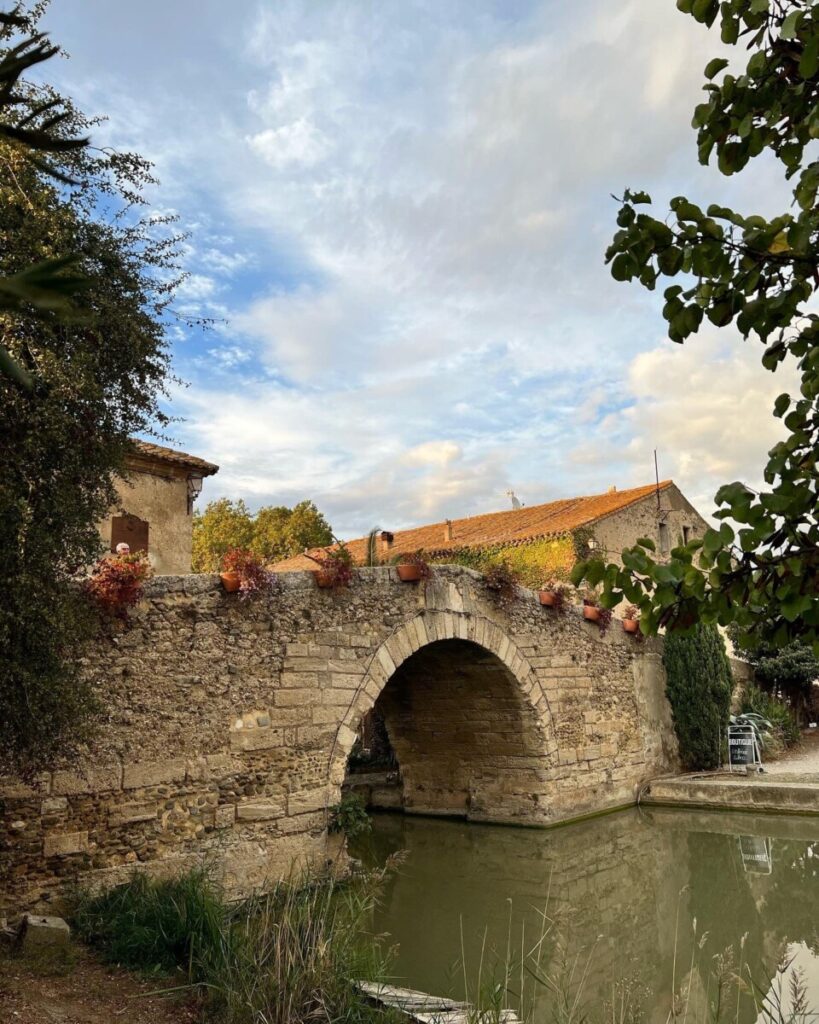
<box><xmin>355</xmin><ymin>807</ymin><xmax>819</xmax><ymax>1024</ymax></box>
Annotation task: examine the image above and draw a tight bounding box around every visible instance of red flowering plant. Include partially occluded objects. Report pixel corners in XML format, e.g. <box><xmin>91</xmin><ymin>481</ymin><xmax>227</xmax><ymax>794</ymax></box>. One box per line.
<box><xmin>220</xmin><ymin>547</ymin><xmax>276</xmax><ymax>600</ymax></box>
<box><xmin>482</xmin><ymin>561</ymin><xmax>521</xmax><ymax>610</ymax></box>
<box><xmin>393</xmin><ymin>550</ymin><xmax>432</xmax><ymax>581</ymax></box>
<box><xmin>309</xmin><ymin>544</ymin><xmax>355</xmax><ymax>589</ymax></box>
<box><xmin>85</xmin><ymin>552</ymin><xmax>152</xmax><ymax>619</ymax></box>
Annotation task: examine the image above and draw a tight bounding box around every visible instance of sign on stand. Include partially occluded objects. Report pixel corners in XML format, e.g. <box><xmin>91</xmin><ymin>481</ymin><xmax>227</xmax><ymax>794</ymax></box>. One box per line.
<box><xmin>727</xmin><ymin>724</ymin><xmax>762</xmax><ymax>771</ymax></box>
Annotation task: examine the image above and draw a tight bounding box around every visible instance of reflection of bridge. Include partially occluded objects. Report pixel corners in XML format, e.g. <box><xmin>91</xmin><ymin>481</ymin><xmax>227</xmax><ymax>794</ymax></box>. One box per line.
<box><xmin>1</xmin><ymin>567</ymin><xmax>677</xmax><ymax>910</ymax></box>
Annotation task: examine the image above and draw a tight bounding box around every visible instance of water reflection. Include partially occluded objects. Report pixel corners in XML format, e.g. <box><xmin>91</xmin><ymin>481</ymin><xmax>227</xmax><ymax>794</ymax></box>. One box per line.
<box><xmin>354</xmin><ymin>808</ymin><xmax>819</xmax><ymax>1024</ymax></box>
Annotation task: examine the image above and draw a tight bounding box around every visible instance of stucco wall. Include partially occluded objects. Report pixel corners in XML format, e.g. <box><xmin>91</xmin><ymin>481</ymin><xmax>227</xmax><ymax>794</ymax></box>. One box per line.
<box><xmin>593</xmin><ymin>484</ymin><xmax>710</xmax><ymax>566</ymax></box>
<box><xmin>99</xmin><ymin>469</ymin><xmax>193</xmax><ymax>574</ymax></box>
<box><xmin>0</xmin><ymin>566</ymin><xmax>678</xmax><ymax>914</ymax></box>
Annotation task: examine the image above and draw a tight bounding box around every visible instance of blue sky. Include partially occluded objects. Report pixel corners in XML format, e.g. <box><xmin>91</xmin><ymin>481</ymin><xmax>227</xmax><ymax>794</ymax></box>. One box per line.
<box><xmin>40</xmin><ymin>0</ymin><xmax>796</xmax><ymax>537</ymax></box>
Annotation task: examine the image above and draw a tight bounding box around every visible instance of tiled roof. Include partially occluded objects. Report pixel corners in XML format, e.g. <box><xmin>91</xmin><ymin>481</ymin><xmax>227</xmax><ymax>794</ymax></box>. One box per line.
<box><xmin>270</xmin><ymin>481</ymin><xmax>674</xmax><ymax>572</ymax></box>
<box><xmin>128</xmin><ymin>440</ymin><xmax>219</xmax><ymax>476</ymax></box>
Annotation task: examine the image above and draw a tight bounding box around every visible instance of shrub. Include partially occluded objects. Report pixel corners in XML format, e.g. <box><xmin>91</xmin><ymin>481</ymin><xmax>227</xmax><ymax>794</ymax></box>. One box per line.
<box><xmin>329</xmin><ymin>793</ymin><xmax>372</xmax><ymax>840</ymax></box>
<box><xmin>663</xmin><ymin>624</ymin><xmax>732</xmax><ymax>770</ymax></box>
<box><xmin>741</xmin><ymin>685</ymin><xmax>800</xmax><ymax>750</ymax></box>
<box><xmin>221</xmin><ymin>547</ymin><xmax>276</xmax><ymax>599</ymax></box>
<box><xmin>85</xmin><ymin>552</ymin><xmax>152</xmax><ymax>618</ymax></box>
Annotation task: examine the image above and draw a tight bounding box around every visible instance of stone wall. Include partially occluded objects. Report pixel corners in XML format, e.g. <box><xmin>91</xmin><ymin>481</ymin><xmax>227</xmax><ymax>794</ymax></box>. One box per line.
<box><xmin>0</xmin><ymin>566</ymin><xmax>678</xmax><ymax>914</ymax></box>
<box><xmin>593</xmin><ymin>484</ymin><xmax>710</xmax><ymax>565</ymax></box>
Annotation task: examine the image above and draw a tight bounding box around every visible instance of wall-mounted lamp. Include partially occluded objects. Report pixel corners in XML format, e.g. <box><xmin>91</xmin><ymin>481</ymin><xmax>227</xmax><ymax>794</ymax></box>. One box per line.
<box><xmin>187</xmin><ymin>474</ymin><xmax>203</xmax><ymax>514</ymax></box>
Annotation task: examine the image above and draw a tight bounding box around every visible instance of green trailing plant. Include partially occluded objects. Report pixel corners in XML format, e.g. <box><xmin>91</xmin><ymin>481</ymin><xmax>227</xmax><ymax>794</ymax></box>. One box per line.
<box><xmin>574</xmin><ymin>0</ymin><xmax>819</xmax><ymax>653</ymax></box>
<box><xmin>328</xmin><ymin>792</ymin><xmax>373</xmax><ymax>840</ymax></box>
<box><xmin>663</xmin><ymin>624</ymin><xmax>733</xmax><ymax>771</ymax></box>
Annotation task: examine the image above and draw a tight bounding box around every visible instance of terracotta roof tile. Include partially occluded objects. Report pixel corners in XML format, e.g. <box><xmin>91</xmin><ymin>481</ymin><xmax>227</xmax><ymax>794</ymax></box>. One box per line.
<box><xmin>128</xmin><ymin>440</ymin><xmax>219</xmax><ymax>476</ymax></box>
<box><xmin>270</xmin><ymin>481</ymin><xmax>673</xmax><ymax>571</ymax></box>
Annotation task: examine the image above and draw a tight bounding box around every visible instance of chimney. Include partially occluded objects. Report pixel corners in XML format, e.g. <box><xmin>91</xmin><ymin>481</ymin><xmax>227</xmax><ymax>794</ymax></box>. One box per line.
<box><xmin>608</xmin><ymin>485</ymin><xmax>617</xmax><ymax>493</ymax></box>
<box><xmin>378</xmin><ymin>530</ymin><xmax>394</xmax><ymax>552</ymax></box>
<box><xmin>444</xmin><ymin>519</ymin><xmax>453</xmax><ymax>543</ymax></box>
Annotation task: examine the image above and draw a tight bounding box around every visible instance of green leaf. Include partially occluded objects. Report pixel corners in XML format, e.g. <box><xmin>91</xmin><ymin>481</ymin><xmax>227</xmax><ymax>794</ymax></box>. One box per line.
<box><xmin>780</xmin><ymin>11</ymin><xmax>803</xmax><ymax>41</ymax></box>
<box><xmin>800</xmin><ymin>36</ymin><xmax>819</xmax><ymax>80</ymax></box>
<box><xmin>704</xmin><ymin>57</ymin><xmax>729</xmax><ymax>79</ymax></box>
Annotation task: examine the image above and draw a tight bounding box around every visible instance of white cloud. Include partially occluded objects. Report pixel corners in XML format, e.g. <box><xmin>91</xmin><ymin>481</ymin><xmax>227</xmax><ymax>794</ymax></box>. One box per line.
<box><xmin>570</xmin><ymin>335</ymin><xmax>801</xmax><ymax>516</ymax></box>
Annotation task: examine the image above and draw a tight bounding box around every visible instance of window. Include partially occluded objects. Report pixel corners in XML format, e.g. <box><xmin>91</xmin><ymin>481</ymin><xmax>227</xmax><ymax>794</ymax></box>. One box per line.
<box><xmin>682</xmin><ymin>525</ymin><xmax>690</xmax><ymax>545</ymax></box>
<box><xmin>658</xmin><ymin>522</ymin><xmax>670</xmax><ymax>555</ymax></box>
<box><xmin>111</xmin><ymin>515</ymin><xmax>149</xmax><ymax>554</ymax></box>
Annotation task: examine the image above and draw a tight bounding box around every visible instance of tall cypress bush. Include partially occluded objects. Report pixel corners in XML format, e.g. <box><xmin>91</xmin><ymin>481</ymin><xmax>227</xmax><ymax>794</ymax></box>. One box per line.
<box><xmin>663</xmin><ymin>624</ymin><xmax>733</xmax><ymax>771</ymax></box>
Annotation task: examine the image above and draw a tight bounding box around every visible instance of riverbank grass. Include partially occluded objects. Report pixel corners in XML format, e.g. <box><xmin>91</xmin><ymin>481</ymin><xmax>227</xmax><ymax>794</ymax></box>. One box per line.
<box><xmin>72</xmin><ymin>864</ymin><xmax>399</xmax><ymax>1024</ymax></box>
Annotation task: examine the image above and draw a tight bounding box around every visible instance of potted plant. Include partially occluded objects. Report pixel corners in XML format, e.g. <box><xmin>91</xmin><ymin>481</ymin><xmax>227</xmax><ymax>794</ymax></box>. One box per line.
<box><xmin>538</xmin><ymin>579</ymin><xmax>568</xmax><ymax>611</ymax></box>
<box><xmin>622</xmin><ymin>604</ymin><xmax>640</xmax><ymax>634</ymax></box>
<box><xmin>85</xmin><ymin>551</ymin><xmax>152</xmax><ymax>618</ymax></box>
<box><xmin>483</xmin><ymin>561</ymin><xmax>521</xmax><ymax>609</ymax></box>
<box><xmin>395</xmin><ymin>551</ymin><xmax>432</xmax><ymax>583</ymax></box>
<box><xmin>310</xmin><ymin>545</ymin><xmax>354</xmax><ymax>590</ymax></box>
<box><xmin>581</xmin><ymin>589</ymin><xmax>612</xmax><ymax>634</ymax></box>
<box><xmin>220</xmin><ymin>547</ymin><xmax>276</xmax><ymax>599</ymax></box>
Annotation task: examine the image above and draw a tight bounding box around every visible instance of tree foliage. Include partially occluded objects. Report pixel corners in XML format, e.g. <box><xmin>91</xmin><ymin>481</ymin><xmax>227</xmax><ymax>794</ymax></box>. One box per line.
<box><xmin>729</xmin><ymin>621</ymin><xmax>818</xmax><ymax>719</ymax></box>
<box><xmin>663</xmin><ymin>623</ymin><xmax>733</xmax><ymax>770</ymax></box>
<box><xmin>0</xmin><ymin>5</ymin><xmax>183</xmax><ymax>772</ymax></box>
<box><xmin>575</xmin><ymin>0</ymin><xmax>819</xmax><ymax>653</ymax></box>
<box><xmin>192</xmin><ymin>498</ymin><xmax>333</xmax><ymax>572</ymax></box>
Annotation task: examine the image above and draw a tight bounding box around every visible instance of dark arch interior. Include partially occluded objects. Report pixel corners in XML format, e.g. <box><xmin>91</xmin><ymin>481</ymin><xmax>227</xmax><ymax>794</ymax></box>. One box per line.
<box><xmin>344</xmin><ymin>639</ymin><xmax>547</xmax><ymax>823</ymax></box>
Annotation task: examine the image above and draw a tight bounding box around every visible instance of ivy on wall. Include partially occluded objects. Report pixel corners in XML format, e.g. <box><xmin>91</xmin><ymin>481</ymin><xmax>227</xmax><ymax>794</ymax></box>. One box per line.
<box><xmin>429</xmin><ymin>536</ymin><xmax>576</xmax><ymax>589</ymax></box>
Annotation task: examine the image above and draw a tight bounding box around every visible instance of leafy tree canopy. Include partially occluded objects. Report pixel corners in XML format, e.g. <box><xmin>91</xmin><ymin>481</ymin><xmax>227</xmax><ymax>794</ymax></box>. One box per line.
<box><xmin>192</xmin><ymin>498</ymin><xmax>333</xmax><ymax>571</ymax></box>
<box><xmin>574</xmin><ymin>0</ymin><xmax>819</xmax><ymax>653</ymax></box>
<box><xmin>1</xmin><ymin>4</ymin><xmax>186</xmax><ymax>772</ymax></box>
<box><xmin>728</xmin><ymin>622</ymin><xmax>818</xmax><ymax>716</ymax></box>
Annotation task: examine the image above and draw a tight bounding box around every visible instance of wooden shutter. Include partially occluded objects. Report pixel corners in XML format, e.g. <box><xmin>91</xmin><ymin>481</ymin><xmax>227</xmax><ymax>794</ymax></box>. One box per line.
<box><xmin>110</xmin><ymin>515</ymin><xmax>149</xmax><ymax>554</ymax></box>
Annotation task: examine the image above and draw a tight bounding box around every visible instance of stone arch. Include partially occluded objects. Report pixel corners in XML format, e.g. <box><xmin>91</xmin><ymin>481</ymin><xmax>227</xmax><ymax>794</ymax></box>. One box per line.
<box><xmin>326</xmin><ymin>609</ymin><xmax>556</xmax><ymax>822</ymax></box>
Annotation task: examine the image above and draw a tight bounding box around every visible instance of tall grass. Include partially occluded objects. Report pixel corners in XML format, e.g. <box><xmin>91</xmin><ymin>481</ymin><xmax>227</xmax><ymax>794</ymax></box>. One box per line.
<box><xmin>72</xmin><ymin>863</ymin><xmax>400</xmax><ymax>1024</ymax></box>
<box><xmin>456</xmin><ymin>890</ymin><xmax>815</xmax><ymax>1024</ymax></box>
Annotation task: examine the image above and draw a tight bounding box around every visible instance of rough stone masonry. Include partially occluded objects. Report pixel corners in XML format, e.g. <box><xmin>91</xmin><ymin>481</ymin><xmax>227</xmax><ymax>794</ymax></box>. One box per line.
<box><xmin>0</xmin><ymin>566</ymin><xmax>678</xmax><ymax>913</ymax></box>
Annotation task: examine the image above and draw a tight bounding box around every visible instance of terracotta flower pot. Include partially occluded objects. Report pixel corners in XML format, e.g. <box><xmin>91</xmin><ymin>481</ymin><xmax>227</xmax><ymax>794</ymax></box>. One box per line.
<box><xmin>538</xmin><ymin>590</ymin><xmax>558</xmax><ymax>607</ymax></box>
<box><xmin>623</xmin><ymin>618</ymin><xmax>639</xmax><ymax>634</ymax></box>
<box><xmin>582</xmin><ymin>603</ymin><xmax>601</xmax><ymax>622</ymax></box>
<box><xmin>397</xmin><ymin>563</ymin><xmax>423</xmax><ymax>582</ymax></box>
<box><xmin>220</xmin><ymin>571</ymin><xmax>241</xmax><ymax>593</ymax></box>
<box><xmin>313</xmin><ymin>569</ymin><xmax>334</xmax><ymax>589</ymax></box>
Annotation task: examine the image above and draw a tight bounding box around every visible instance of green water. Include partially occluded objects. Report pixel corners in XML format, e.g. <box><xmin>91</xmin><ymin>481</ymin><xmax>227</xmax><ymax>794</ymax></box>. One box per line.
<box><xmin>355</xmin><ymin>808</ymin><xmax>819</xmax><ymax>1024</ymax></box>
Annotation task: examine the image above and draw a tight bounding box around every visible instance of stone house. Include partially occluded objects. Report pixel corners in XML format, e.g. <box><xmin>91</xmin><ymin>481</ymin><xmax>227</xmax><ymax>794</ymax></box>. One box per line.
<box><xmin>98</xmin><ymin>441</ymin><xmax>219</xmax><ymax>574</ymax></box>
<box><xmin>271</xmin><ymin>480</ymin><xmax>709</xmax><ymax>584</ymax></box>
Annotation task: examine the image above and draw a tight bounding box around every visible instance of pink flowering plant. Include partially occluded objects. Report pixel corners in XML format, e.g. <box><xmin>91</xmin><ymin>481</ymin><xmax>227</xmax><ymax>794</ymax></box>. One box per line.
<box><xmin>85</xmin><ymin>551</ymin><xmax>152</xmax><ymax>619</ymax></box>
<box><xmin>221</xmin><ymin>547</ymin><xmax>277</xmax><ymax>600</ymax></box>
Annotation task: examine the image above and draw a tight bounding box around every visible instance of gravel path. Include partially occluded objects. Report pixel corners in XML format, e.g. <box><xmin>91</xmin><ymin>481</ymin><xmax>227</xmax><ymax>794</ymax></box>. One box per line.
<box><xmin>761</xmin><ymin>729</ymin><xmax>819</xmax><ymax>782</ymax></box>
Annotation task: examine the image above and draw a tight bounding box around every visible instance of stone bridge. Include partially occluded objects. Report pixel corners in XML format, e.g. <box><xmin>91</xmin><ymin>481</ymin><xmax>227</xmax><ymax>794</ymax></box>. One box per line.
<box><xmin>0</xmin><ymin>566</ymin><xmax>677</xmax><ymax>912</ymax></box>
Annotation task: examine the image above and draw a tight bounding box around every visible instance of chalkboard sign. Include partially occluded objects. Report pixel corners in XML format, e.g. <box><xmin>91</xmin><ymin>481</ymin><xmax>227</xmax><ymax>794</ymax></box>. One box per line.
<box><xmin>738</xmin><ymin>835</ymin><xmax>772</xmax><ymax>874</ymax></box>
<box><xmin>727</xmin><ymin>725</ymin><xmax>761</xmax><ymax>769</ymax></box>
